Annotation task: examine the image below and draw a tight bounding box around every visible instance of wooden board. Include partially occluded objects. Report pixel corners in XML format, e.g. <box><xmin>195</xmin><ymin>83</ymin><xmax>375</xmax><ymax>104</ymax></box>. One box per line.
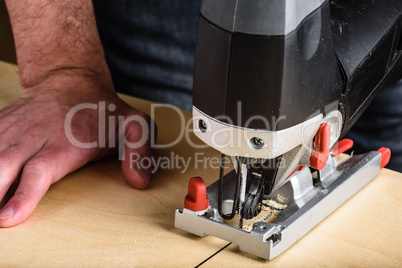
<box><xmin>0</xmin><ymin>61</ymin><xmax>401</xmax><ymax>267</ymax></box>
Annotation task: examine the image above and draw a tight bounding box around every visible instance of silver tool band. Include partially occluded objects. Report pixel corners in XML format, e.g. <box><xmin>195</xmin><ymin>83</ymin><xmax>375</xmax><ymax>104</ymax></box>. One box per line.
<box><xmin>193</xmin><ymin>106</ymin><xmax>342</xmax><ymax>159</ymax></box>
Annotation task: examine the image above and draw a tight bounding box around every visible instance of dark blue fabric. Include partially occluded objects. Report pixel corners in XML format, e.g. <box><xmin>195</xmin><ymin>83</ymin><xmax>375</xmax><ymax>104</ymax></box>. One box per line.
<box><xmin>346</xmin><ymin>81</ymin><xmax>402</xmax><ymax>172</ymax></box>
<box><xmin>92</xmin><ymin>0</ymin><xmax>202</xmax><ymax>111</ymax></box>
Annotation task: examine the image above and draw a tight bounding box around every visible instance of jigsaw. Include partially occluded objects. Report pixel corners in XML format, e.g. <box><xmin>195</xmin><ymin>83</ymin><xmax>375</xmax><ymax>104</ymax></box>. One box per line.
<box><xmin>175</xmin><ymin>0</ymin><xmax>402</xmax><ymax>260</ymax></box>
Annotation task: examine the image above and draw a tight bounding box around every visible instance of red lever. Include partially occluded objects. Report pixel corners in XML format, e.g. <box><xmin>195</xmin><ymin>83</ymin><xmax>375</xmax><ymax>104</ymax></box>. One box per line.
<box><xmin>184</xmin><ymin>177</ymin><xmax>209</xmax><ymax>211</ymax></box>
<box><xmin>377</xmin><ymin>147</ymin><xmax>391</xmax><ymax>169</ymax></box>
<box><xmin>310</xmin><ymin>123</ymin><xmax>331</xmax><ymax>170</ymax></box>
<box><xmin>286</xmin><ymin>165</ymin><xmax>305</xmax><ymax>180</ymax></box>
<box><xmin>331</xmin><ymin>138</ymin><xmax>354</xmax><ymax>157</ymax></box>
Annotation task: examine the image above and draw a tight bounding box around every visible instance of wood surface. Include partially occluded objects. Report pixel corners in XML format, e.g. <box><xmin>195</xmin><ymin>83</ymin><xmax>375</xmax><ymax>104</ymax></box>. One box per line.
<box><xmin>0</xmin><ymin>60</ymin><xmax>401</xmax><ymax>267</ymax></box>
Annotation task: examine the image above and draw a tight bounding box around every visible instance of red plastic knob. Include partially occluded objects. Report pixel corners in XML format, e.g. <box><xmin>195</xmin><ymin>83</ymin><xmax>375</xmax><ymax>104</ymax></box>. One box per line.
<box><xmin>330</xmin><ymin>138</ymin><xmax>354</xmax><ymax>157</ymax></box>
<box><xmin>184</xmin><ymin>177</ymin><xmax>209</xmax><ymax>211</ymax></box>
<box><xmin>377</xmin><ymin>147</ymin><xmax>391</xmax><ymax>169</ymax></box>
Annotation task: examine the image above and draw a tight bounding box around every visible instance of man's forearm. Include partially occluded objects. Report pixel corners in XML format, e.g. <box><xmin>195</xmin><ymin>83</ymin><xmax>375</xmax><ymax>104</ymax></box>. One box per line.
<box><xmin>5</xmin><ymin>0</ymin><xmax>111</xmax><ymax>89</ymax></box>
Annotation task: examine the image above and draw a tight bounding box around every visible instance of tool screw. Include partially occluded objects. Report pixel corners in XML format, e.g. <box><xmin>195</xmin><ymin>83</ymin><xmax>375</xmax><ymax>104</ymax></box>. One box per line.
<box><xmin>250</xmin><ymin>137</ymin><xmax>264</xmax><ymax>149</ymax></box>
<box><xmin>199</xmin><ymin>120</ymin><xmax>207</xmax><ymax>133</ymax></box>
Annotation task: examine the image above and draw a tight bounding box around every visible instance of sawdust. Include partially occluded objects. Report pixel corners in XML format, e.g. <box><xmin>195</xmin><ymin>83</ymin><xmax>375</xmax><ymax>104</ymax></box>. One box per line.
<box><xmin>275</xmin><ymin>194</ymin><xmax>288</xmax><ymax>204</ymax></box>
<box><xmin>263</xmin><ymin>199</ymin><xmax>288</xmax><ymax>210</ymax></box>
<box><xmin>242</xmin><ymin>199</ymin><xmax>288</xmax><ymax>232</ymax></box>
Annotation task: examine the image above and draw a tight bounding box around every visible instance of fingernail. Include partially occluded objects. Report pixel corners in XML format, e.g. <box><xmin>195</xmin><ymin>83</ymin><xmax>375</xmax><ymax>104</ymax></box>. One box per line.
<box><xmin>0</xmin><ymin>206</ymin><xmax>15</xmax><ymax>220</ymax></box>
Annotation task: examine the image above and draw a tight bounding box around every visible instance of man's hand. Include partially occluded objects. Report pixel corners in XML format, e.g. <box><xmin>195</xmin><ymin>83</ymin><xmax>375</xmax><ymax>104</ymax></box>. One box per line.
<box><xmin>0</xmin><ymin>73</ymin><xmax>153</xmax><ymax>228</ymax></box>
<box><xmin>0</xmin><ymin>0</ymin><xmax>154</xmax><ymax>227</ymax></box>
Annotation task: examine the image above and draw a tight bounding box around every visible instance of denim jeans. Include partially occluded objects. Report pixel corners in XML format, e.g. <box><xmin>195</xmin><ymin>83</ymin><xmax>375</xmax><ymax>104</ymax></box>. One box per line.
<box><xmin>346</xmin><ymin>81</ymin><xmax>402</xmax><ymax>172</ymax></box>
<box><xmin>92</xmin><ymin>0</ymin><xmax>202</xmax><ymax>111</ymax></box>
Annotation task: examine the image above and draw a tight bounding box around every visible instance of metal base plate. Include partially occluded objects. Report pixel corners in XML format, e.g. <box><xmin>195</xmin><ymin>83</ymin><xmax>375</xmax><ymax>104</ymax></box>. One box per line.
<box><xmin>175</xmin><ymin>151</ymin><xmax>382</xmax><ymax>260</ymax></box>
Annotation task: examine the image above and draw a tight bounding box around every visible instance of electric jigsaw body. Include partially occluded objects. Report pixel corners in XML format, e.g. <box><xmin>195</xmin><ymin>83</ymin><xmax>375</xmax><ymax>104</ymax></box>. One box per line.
<box><xmin>175</xmin><ymin>0</ymin><xmax>402</xmax><ymax>260</ymax></box>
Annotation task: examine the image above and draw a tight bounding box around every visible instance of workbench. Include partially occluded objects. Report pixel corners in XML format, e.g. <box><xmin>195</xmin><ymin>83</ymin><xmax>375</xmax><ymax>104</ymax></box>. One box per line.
<box><xmin>0</xmin><ymin>61</ymin><xmax>401</xmax><ymax>267</ymax></box>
